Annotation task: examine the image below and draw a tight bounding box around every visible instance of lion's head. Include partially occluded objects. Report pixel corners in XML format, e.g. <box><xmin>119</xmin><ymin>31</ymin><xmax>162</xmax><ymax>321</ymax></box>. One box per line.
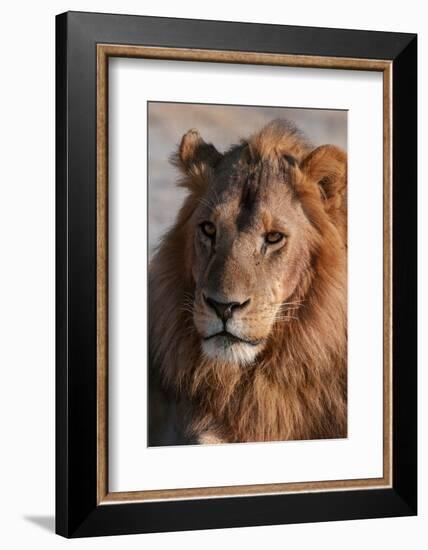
<box><xmin>149</xmin><ymin>119</ymin><xmax>347</xmax><ymax>444</ymax></box>
<box><xmin>171</xmin><ymin>120</ymin><xmax>346</xmax><ymax>366</ymax></box>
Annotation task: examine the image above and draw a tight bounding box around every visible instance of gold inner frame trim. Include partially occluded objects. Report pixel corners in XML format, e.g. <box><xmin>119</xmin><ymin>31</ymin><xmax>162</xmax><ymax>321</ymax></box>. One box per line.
<box><xmin>96</xmin><ymin>44</ymin><xmax>393</xmax><ymax>504</ymax></box>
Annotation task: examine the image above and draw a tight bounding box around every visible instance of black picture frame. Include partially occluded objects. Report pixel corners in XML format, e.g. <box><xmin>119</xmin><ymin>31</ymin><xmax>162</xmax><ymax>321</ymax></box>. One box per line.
<box><xmin>56</xmin><ymin>11</ymin><xmax>417</xmax><ymax>538</ymax></box>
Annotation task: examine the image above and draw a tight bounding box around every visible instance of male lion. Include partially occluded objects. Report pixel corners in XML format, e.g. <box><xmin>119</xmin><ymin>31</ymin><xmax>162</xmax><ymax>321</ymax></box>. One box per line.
<box><xmin>149</xmin><ymin>119</ymin><xmax>347</xmax><ymax>445</ymax></box>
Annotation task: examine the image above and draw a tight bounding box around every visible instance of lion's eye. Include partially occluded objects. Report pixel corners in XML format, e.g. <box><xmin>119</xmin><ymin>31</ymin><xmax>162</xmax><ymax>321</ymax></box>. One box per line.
<box><xmin>265</xmin><ymin>231</ymin><xmax>285</xmax><ymax>245</ymax></box>
<box><xmin>200</xmin><ymin>221</ymin><xmax>216</xmax><ymax>239</ymax></box>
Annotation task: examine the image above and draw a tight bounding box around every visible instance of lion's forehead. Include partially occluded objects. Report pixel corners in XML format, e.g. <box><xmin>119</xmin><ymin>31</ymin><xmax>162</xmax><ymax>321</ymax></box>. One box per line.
<box><xmin>221</xmin><ymin>155</ymin><xmax>295</xmax><ymax>201</ymax></box>
<box><xmin>205</xmin><ymin>178</ymin><xmax>301</xmax><ymax>235</ymax></box>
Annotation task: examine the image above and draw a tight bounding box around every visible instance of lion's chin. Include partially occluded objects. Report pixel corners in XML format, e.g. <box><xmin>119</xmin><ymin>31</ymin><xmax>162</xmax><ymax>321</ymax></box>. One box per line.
<box><xmin>201</xmin><ymin>337</ymin><xmax>262</xmax><ymax>366</ymax></box>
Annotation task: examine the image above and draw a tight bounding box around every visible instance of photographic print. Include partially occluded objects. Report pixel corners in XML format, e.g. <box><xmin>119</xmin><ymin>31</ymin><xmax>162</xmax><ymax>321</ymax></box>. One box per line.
<box><xmin>148</xmin><ymin>103</ymin><xmax>348</xmax><ymax>446</ymax></box>
<box><xmin>57</xmin><ymin>14</ymin><xmax>417</xmax><ymax>536</ymax></box>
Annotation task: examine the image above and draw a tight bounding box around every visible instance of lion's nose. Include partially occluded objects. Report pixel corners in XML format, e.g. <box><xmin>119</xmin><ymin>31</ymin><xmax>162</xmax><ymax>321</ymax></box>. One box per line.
<box><xmin>204</xmin><ymin>295</ymin><xmax>250</xmax><ymax>323</ymax></box>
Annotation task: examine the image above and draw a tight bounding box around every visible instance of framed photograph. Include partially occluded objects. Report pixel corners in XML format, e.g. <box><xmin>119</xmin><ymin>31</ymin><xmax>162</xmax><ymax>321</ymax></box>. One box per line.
<box><xmin>56</xmin><ymin>11</ymin><xmax>417</xmax><ymax>537</ymax></box>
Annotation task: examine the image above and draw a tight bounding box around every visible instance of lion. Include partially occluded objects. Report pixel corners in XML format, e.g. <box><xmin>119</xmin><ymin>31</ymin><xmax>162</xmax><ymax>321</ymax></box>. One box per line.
<box><xmin>148</xmin><ymin>119</ymin><xmax>347</xmax><ymax>446</ymax></box>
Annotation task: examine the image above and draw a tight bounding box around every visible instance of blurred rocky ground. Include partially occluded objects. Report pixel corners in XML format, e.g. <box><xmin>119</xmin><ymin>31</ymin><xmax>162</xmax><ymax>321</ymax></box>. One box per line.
<box><xmin>148</xmin><ymin>102</ymin><xmax>347</xmax><ymax>258</ymax></box>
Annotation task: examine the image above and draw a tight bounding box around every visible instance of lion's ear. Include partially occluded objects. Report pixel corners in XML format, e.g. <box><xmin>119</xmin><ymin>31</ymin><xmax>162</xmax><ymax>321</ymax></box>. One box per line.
<box><xmin>300</xmin><ymin>145</ymin><xmax>347</xmax><ymax>212</ymax></box>
<box><xmin>173</xmin><ymin>129</ymin><xmax>222</xmax><ymax>175</ymax></box>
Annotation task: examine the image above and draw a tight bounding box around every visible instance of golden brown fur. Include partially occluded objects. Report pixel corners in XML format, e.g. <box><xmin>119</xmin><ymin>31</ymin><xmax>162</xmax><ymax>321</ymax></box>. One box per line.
<box><xmin>149</xmin><ymin>120</ymin><xmax>347</xmax><ymax>445</ymax></box>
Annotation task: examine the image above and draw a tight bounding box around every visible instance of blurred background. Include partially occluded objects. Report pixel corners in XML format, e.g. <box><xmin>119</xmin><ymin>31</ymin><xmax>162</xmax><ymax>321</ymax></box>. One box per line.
<box><xmin>148</xmin><ymin>102</ymin><xmax>347</xmax><ymax>258</ymax></box>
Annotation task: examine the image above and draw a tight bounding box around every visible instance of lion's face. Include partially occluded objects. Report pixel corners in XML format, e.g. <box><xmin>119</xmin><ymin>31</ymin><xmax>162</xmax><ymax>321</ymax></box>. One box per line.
<box><xmin>189</xmin><ymin>159</ymin><xmax>318</xmax><ymax>366</ymax></box>
<box><xmin>174</xmin><ymin>124</ymin><xmax>346</xmax><ymax>367</ymax></box>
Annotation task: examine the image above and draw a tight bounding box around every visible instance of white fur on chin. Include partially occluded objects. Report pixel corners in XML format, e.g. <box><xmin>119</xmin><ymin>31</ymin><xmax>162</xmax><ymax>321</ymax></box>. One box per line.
<box><xmin>201</xmin><ymin>337</ymin><xmax>260</xmax><ymax>366</ymax></box>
